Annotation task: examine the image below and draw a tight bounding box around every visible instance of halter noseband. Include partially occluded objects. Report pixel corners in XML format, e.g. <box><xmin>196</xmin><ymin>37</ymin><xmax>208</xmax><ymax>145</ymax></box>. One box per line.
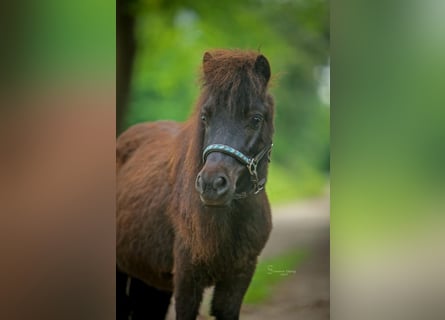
<box><xmin>202</xmin><ymin>143</ymin><xmax>273</xmax><ymax>198</ymax></box>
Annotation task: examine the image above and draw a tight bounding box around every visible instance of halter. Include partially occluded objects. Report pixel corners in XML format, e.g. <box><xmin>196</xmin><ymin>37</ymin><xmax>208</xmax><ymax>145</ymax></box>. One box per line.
<box><xmin>202</xmin><ymin>143</ymin><xmax>273</xmax><ymax>198</ymax></box>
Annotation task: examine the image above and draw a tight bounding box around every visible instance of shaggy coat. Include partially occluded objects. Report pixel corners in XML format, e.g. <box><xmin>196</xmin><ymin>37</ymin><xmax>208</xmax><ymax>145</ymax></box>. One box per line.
<box><xmin>117</xmin><ymin>49</ymin><xmax>275</xmax><ymax>320</ymax></box>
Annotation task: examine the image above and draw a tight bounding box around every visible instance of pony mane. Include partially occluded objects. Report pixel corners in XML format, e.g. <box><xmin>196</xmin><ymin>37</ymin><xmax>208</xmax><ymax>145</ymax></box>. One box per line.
<box><xmin>201</xmin><ymin>49</ymin><xmax>266</xmax><ymax>92</ymax></box>
<box><xmin>199</xmin><ymin>49</ymin><xmax>271</xmax><ymax>119</ymax></box>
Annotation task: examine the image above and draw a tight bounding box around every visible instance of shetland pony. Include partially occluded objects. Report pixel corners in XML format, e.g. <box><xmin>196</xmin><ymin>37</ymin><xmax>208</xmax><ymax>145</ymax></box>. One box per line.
<box><xmin>117</xmin><ymin>49</ymin><xmax>275</xmax><ymax>320</ymax></box>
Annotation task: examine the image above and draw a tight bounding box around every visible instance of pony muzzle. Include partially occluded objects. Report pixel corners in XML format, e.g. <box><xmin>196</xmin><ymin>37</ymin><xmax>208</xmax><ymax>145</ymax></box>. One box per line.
<box><xmin>195</xmin><ymin>156</ymin><xmax>239</xmax><ymax>206</ymax></box>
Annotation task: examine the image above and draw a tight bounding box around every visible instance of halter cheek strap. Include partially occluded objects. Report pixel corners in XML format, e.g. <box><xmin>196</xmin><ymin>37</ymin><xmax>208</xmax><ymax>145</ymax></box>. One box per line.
<box><xmin>202</xmin><ymin>143</ymin><xmax>273</xmax><ymax>198</ymax></box>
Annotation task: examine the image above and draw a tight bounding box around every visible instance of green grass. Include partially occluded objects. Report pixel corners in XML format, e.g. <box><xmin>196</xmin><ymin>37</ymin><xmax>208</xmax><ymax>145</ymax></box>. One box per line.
<box><xmin>244</xmin><ymin>250</ymin><xmax>308</xmax><ymax>304</ymax></box>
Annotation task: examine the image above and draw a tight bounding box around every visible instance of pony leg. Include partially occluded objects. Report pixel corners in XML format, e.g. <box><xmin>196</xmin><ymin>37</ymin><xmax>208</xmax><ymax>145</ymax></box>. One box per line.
<box><xmin>116</xmin><ymin>268</ymin><xmax>130</xmax><ymax>320</ymax></box>
<box><xmin>129</xmin><ymin>277</ymin><xmax>172</xmax><ymax>320</ymax></box>
<box><xmin>174</xmin><ymin>268</ymin><xmax>205</xmax><ymax>320</ymax></box>
<box><xmin>210</xmin><ymin>263</ymin><xmax>256</xmax><ymax>320</ymax></box>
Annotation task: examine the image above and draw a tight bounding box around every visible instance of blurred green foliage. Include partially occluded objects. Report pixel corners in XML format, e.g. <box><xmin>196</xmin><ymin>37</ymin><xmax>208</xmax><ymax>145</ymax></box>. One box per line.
<box><xmin>332</xmin><ymin>0</ymin><xmax>445</xmax><ymax>254</ymax></box>
<box><xmin>124</xmin><ymin>0</ymin><xmax>330</xmax><ymax>203</ymax></box>
<box><xmin>26</xmin><ymin>1</ymin><xmax>115</xmax><ymax>80</ymax></box>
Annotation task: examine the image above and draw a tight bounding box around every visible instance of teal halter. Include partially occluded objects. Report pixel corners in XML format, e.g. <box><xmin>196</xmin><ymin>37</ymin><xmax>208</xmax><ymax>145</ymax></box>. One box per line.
<box><xmin>202</xmin><ymin>143</ymin><xmax>273</xmax><ymax>197</ymax></box>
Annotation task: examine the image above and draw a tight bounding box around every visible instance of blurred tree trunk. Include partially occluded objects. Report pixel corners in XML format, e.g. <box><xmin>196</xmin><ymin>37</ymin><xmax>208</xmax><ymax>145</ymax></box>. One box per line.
<box><xmin>116</xmin><ymin>0</ymin><xmax>136</xmax><ymax>135</ymax></box>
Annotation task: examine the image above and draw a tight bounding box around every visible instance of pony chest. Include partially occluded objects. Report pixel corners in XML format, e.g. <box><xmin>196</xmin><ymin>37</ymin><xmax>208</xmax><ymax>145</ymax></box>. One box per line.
<box><xmin>213</xmin><ymin>220</ymin><xmax>270</xmax><ymax>263</ymax></box>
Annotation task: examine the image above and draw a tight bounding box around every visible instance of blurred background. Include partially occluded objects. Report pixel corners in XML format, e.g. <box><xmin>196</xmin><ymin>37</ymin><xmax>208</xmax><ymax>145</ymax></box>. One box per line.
<box><xmin>117</xmin><ymin>0</ymin><xmax>330</xmax><ymax>318</ymax></box>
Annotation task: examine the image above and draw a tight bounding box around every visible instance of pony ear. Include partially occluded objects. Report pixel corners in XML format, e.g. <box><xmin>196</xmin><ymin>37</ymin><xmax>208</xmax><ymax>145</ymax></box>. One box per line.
<box><xmin>203</xmin><ymin>51</ymin><xmax>213</xmax><ymax>64</ymax></box>
<box><xmin>203</xmin><ymin>52</ymin><xmax>213</xmax><ymax>75</ymax></box>
<box><xmin>254</xmin><ymin>54</ymin><xmax>271</xmax><ymax>84</ymax></box>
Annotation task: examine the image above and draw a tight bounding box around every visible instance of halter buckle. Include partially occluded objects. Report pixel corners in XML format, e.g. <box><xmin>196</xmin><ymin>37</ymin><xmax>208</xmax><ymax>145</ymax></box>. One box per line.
<box><xmin>247</xmin><ymin>159</ymin><xmax>258</xmax><ymax>176</ymax></box>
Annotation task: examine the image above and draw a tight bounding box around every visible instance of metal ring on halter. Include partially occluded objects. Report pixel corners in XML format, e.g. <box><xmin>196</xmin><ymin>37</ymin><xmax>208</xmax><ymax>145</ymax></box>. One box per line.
<box><xmin>247</xmin><ymin>159</ymin><xmax>257</xmax><ymax>176</ymax></box>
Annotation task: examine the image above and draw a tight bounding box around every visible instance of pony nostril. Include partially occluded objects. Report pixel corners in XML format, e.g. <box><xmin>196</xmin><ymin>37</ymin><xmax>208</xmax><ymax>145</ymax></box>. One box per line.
<box><xmin>213</xmin><ymin>176</ymin><xmax>228</xmax><ymax>194</ymax></box>
<box><xmin>195</xmin><ymin>175</ymin><xmax>203</xmax><ymax>193</ymax></box>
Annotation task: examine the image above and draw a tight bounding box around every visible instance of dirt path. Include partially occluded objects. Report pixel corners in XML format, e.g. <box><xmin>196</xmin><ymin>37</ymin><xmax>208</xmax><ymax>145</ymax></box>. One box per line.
<box><xmin>240</xmin><ymin>193</ymin><xmax>330</xmax><ymax>320</ymax></box>
<box><xmin>167</xmin><ymin>191</ymin><xmax>330</xmax><ymax>319</ymax></box>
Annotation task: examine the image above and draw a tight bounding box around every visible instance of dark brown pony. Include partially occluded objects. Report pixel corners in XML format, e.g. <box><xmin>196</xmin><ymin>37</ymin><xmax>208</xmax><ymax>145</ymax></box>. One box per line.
<box><xmin>117</xmin><ymin>49</ymin><xmax>275</xmax><ymax>320</ymax></box>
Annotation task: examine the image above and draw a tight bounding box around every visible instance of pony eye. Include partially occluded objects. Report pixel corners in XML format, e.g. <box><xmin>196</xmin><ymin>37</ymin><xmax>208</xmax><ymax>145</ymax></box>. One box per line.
<box><xmin>201</xmin><ymin>114</ymin><xmax>207</xmax><ymax>122</ymax></box>
<box><xmin>249</xmin><ymin>115</ymin><xmax>263</xmax><ymax>129</ymax></box>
